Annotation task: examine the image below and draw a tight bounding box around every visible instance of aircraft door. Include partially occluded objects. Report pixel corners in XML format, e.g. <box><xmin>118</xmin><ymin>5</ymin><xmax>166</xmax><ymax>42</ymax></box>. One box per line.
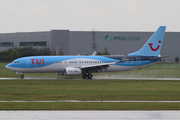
<box><xmin>136</xmin><ymin>57</ymin><xmax>140</xmax><ymax>66</ymax></box>
<box><xmin>75</xmin><ymin>60</ymin><xmax>82</xmax><ymax>67</ymax></box>
<box><xmin>25</xmin><ymin>59</ymin><xmax>30</xmax><ymax>67</ymax></box>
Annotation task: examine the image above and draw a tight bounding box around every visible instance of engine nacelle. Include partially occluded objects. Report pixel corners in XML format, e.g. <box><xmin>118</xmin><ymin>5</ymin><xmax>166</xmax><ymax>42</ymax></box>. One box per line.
<box><xmin>64</xmin><ymin>67</ymin><xmax>82</xmax><ymax>76</ymax></box>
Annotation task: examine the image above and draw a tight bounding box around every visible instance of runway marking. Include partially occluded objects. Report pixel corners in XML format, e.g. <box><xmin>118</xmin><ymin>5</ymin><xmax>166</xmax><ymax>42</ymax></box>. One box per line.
<box><xmin>1</xmin><ymin>100</ymin><xmax>180</xmax><ymax>103</ymax></box>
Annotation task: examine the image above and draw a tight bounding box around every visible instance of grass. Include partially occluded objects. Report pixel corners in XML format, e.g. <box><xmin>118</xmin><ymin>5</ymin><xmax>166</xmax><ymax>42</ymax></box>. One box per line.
<box><xmin>1</xmin><ymin>102</ymin><xmax>180</xmax><ymax>110</ymax></box>
<box><xmin>1</xmin><ymin>62</ymin><xmax>180</xmax><ymax>110</ymax></box>
<box><xmin>0</xmin><ymin>80</ymin><xmax>180</xmax><ymax>101</ymax></box>
<box><xmin>96</xmin><ymin>63</ymin><xmax>180</xmax><ymax>78</ymax></box>
<box><xmin>0</xmin><ymin>79</ymin><xmax>180</xmax><ymax>110</ymax></box>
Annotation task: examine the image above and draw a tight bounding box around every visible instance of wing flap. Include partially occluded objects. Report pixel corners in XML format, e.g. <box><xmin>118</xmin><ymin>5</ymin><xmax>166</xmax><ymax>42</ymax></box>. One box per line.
<box><xmin>80</xmin><ymin>62</ymin><xmax>116</xmax><ymax>73</ymax></box>
<box><xmin>81</xmin><ymin>62</ymin><xmax>116</xmax><ymax>69</ymax></box>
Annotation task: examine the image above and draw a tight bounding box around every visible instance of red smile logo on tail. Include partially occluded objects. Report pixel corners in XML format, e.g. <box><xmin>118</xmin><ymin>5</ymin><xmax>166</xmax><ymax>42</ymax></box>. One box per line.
<box><xmin>148</xmin><ymin>40</ymin><xmax>161</xmax><ymax>51</ymax></box>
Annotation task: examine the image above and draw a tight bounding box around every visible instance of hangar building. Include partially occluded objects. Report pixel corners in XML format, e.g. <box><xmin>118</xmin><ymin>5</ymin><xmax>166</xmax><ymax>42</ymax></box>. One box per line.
<box><xmin>0</xmin><ymin>29</ymin><xmax>179</xmax><ymax>62</ymax></box>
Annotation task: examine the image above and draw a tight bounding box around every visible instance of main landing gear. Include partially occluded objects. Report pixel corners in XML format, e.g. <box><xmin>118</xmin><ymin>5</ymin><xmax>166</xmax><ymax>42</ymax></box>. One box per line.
<box><xmin>21</xmin><ymin>74</ymin><xmax>24</xmax><ymax>79</ymax></box>
<box><xmin>82</xmin><ymin>73</ymin><xmax>93</xmax><ymax>79</ymax></box>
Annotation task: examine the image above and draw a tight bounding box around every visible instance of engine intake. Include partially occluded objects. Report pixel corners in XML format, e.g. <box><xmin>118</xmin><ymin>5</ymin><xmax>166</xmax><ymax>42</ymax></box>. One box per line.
<box><xmin>64</xmin><ymin>67</ymin><xmax>82</xmax><ymax>76</ymax></box>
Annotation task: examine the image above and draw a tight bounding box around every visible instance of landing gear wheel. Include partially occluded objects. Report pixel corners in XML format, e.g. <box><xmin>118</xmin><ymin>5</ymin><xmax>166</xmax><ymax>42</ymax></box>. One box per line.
<box><xmin>21</xmin><ymin>75</ymin><xmax>24</xmax><ymax>79</ymax></box>
<box><xmin>82</xmin><ymin>74</ymin><xmax>87</xmax><ymax>79</ymax></box>
<box><xmin>88</xmin><ymin>74</ymin><xmax>93</xmax><ymax>79</ymax></box>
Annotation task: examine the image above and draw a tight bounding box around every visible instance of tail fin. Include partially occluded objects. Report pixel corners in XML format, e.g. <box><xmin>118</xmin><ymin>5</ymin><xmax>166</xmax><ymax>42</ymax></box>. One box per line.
<box><xmin>129</xmin><ymin>26</ymin><xmax>166</xmax><ymax>56</ymax></box>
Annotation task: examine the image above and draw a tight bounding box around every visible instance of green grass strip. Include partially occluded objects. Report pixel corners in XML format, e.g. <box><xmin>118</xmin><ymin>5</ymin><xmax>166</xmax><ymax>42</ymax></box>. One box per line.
<box><xmin>0</xmin><ymin>80</ymin><xmax>180</xmax><ymax>101</ymax></box>
<box><xmin>0</xmin><ymin>102</ymin><xmax>180</xmax><ymax>110</ymax></box>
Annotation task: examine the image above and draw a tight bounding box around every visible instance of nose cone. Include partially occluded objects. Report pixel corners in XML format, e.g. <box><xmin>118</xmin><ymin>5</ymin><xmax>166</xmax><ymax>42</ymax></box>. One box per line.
<box><xmin>5</xmin><ymin>63</ymin><xmax>19</xmax><ymax>72</ymax></box>
<box><xmin>5</xmin><ymin>64</ymin><xmax>9</xmax><ymax>69</ymax></box>
<box><xmin>5</xmin><ymin>64</ymin><xmax>12</xmax><ymax>70</ymax></box>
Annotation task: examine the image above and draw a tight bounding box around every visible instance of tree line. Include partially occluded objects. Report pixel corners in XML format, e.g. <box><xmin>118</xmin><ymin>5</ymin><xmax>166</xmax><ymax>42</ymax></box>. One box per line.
<box><xmin>0</xmin><ymin>47</ymin><xmax>51</xmax><ymax>62</ymax></box>
<box><xmin>0</xmin><ymin>47</ymin><xmax>111</xmax><ymax>62</ymax></box>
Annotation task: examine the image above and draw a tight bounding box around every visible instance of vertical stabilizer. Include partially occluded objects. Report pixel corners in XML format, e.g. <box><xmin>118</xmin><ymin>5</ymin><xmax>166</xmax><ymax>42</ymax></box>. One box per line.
<box><xmin>129</xmin><ymin>26</ymin><xmax>166</xmax><ymax>56</ymax></box>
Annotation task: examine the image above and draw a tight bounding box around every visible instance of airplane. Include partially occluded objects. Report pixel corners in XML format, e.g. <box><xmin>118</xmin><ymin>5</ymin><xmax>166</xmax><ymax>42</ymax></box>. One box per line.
<box><xmin>5</xmin><ymin>26</ymin><xmax>169</xmax><ymax>79</ymax></box>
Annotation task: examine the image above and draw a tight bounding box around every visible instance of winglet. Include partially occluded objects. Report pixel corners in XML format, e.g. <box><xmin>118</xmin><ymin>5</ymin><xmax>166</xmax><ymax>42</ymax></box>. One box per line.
<box><xmin>92</xmin><ymin>51</ymin><xmax>97</xmax><ymax>56</ymax></box>
<box><xmin>117</xmin><ymin>52</ymin><xmax>129</xmax><ymax>63</ymax></box>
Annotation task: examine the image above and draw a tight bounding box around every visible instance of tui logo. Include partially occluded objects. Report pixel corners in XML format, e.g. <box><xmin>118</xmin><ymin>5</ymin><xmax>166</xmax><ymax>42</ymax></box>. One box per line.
<box><xmin>30</xmin><ymin>59</ymin><xmax>44</xmax><ymax>65</ymax></box>
<box><xmin>148</xmin><ymin>40</ymin><xmax>161</xmax><ymax>51</ymax></box>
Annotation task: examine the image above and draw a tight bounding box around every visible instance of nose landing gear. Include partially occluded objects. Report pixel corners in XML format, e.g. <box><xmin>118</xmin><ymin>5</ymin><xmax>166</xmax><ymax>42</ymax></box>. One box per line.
<box><xmin>15</xmin><ymin>72</ymin><xmax>24</xmax><ymax>79</ymax></box>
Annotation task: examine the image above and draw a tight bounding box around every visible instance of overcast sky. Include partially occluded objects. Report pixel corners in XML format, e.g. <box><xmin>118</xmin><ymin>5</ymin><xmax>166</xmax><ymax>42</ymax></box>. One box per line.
<box><xmin>0</xmin><ymin>0</ymin><xmax>180</xmax><ymax>33</ymax></box>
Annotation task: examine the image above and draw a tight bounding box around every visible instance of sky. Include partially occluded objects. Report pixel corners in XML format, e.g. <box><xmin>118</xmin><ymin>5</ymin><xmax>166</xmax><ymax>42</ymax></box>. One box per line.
<box><xmin>0</xmin><ymin>0</ymin><xmax>180</xmax><ymax>33</ymax></box>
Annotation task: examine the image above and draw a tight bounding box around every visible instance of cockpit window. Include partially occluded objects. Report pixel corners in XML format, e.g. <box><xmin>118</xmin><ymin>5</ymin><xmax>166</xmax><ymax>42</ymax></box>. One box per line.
<box><xmin>12</xmin><ymin>61</ymin><xmax>19</xmax><ymax>64</ymax></box>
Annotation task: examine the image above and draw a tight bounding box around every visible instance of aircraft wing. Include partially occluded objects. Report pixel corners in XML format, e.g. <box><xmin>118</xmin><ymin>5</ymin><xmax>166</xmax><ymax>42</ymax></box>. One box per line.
<box><xmin>80</xmin><ymin>53</ymin><xmax>128</xmax><ymax>73</ymax></box>
<box><xmin>80</xmin><ymin>62</ymin><xmax>116</xmax><ymax>73</ymax></box>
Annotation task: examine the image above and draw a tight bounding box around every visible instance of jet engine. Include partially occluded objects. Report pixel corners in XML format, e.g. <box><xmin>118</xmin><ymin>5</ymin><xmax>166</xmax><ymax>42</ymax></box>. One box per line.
<box><xmin>64</xmin><ymin>67</ymin><xmax>82</xmax><ymax>76</ymax></box>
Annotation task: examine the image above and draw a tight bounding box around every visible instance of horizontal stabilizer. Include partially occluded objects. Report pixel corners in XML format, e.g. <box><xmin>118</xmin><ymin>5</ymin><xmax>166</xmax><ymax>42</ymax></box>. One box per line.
<box><xmin>149</xmin><ymin>55</ymin><xmax>172</xmax><ymax>60</ymax></box>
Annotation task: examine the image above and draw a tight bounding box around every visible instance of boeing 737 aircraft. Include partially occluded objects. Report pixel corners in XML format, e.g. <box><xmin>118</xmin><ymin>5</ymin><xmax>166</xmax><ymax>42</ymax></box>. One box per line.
<box><xmin>6</xmin><ymin>26</ymin><xmax>169</xmax><ymax>79</ymax></box>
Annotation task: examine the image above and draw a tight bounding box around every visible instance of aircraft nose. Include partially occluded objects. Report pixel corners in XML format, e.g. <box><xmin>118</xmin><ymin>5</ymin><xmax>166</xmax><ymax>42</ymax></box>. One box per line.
<box><xmin>5</xmin><ymin>65</ymin><xmax>9</xmax><ymax>69</ymax></box>
<box><xmin>5</xmin><ymin>63</ymin><xmax>17</xmax><ymax>72</ymax></box>
<box><xmin>5</xmin><ymin>64</ymin><xmax>11</xmax><ymax>70</ymax></box>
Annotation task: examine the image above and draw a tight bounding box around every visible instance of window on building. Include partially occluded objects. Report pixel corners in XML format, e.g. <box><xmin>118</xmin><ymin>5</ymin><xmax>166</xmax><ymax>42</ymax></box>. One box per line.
<box><xmin>19</xmin><ymin>41</ymin><xmax>47</xmax><ymax>47</ymax></box>
<box><xmin>0</xmin><ymin>42</ymin><xmax>14</xmax><ymax>47</ymax></box>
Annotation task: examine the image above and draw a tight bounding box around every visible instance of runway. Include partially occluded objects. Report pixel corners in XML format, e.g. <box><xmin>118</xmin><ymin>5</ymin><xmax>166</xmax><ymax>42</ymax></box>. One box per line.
<box><xmin>0</xmin><ymin>77</ymin><xmax>180</xmax><ymax>80</ymax></box>
<box><xmin>1</xmin><ymin>110</ymin><xmax>180</xmax><ymax>120</ymax></box>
